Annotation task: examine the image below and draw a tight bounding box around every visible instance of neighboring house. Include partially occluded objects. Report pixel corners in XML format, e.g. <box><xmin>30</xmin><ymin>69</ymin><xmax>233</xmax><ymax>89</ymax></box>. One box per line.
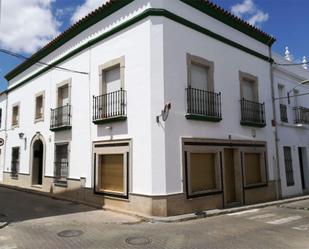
<box><xmin>0</xmin><ymin>0</ymin><xmax>305</xmax><ymax>217</ymax></box>
<box><xmin>0</xmin><ymin>92</ymin><xmax>7</xmax><ymax>182</ymax></box>
<box><xmin>273</xmin><ymin>52</ymin><xmax>309</xmax><ymax>197</ymax></box>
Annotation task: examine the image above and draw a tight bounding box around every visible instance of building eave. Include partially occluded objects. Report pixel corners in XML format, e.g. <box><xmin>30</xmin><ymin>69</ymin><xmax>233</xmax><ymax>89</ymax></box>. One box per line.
<box><xmin>180</xmin><ymin>0</ymin><xmax>276</xmax><ymax>46</ymax></box>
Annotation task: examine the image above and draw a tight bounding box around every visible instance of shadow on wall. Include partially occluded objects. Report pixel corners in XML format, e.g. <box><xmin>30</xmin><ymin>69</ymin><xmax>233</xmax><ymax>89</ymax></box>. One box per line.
<box><xmin>0</xmin><ymin>186</ymin><xmax>102</xmax><ymax>224</ymax></box>
<box><xmin>97</xmin><ymin>121</ymin><xmax>128</xmax><ymax>137</ymax></box>
<box><xmin>54</xmin><ymin>130</ymin><xmax>72</xmax><ymax>142</ymax></box>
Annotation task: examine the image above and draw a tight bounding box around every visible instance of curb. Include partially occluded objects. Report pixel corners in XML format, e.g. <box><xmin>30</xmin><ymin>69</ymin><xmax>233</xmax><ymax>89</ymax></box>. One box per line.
<box><xmin>1</xmin><ymin>184</ymin><xmax>309</xmax><ymax>223</ymax></box>
<box><xmin>0</xmin><ymin>222</ymin><xmax>8</xmax><ymax>229</ymax></box>
<box><xmin>144</xmin><ymin>195</ymin><xmax>309</xmax><ymax>223</ymax></box>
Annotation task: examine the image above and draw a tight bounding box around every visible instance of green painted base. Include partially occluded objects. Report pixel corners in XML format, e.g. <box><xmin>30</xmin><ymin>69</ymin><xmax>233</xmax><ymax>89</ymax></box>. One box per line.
<box><xmin>93</xmin><ymin>116</ymin><xmax>127</xmax><ymax>125</ymax></box>
<box><xmin>240</xmin><ymin>121</ymin><xmax>266</xmax><ymax>128</ymax></box>
<box><xmin>186</xmin><ymin>114</ymin><xmax>222</xmax><ymax>122</ymax></box>
<box><xmin>50</xmin><ymin>126</ymin><xmax>72</xmax><ymax>132</ymax></box>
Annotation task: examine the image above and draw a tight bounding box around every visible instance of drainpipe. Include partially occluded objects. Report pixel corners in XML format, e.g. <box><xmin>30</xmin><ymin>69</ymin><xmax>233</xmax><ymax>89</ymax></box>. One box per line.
<box><xmin>268</xmin><ymin>45</ymin><xmax>282</xmax><ymax>200</ymax></box>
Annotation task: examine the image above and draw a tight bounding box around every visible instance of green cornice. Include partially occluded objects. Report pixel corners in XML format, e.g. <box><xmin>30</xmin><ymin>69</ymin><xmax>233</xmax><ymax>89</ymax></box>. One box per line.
<box><xmin>180</xmin><ymin>0</ymin><xmax>276</xmax><ymax>46</ymax></box>
<box><xmin>6</xmin><ymin>8</ymin><xmax>273</xmax><ymax>93</ymax></box>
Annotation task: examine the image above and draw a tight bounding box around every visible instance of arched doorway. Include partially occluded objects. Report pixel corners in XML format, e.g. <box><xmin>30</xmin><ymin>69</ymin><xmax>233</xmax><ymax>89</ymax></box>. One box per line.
<box><xmin>31</xmin><ymin>136</ymin><xmax>45</xmax><ymax>185</ymax></box>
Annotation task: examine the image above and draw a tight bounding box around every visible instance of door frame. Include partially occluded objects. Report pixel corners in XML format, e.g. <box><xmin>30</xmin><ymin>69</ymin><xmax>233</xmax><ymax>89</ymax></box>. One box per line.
<box><xmin>29</xmin><ymin>133</ymin><xmax>46</xmax><ymax>186</ymax></box>
<box><xmin>223</xmin><ymin>148</ymin><xmax>244</xmax><ymax>208</ymax></box>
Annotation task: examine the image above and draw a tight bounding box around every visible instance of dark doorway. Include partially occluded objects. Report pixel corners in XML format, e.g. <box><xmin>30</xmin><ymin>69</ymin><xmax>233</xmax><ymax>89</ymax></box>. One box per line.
<box><xmin>32</xmin><ymin>139</ymin><xmax>44</xmax><ymax>185</ymax></box>
<box><xmin>298</xmin><ymin>147</ymin><xmax>305</xmax><ymax>190</ymax></box>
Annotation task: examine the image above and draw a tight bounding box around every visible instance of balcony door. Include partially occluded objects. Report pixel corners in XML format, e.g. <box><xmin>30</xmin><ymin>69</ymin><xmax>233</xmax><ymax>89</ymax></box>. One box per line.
<box><xmin>56</xmin><ymin>84</ymin><xmax>69</xmax><ymax>127</ymax></box>
<box><xmin>57</xmin><ymin>84</ymin><xmax>69</xmax><ymax>107</ymax></box>
<box><xmin>191</xmin><ymin>63</ymin><xmax>208</xmax><ymax>91</ymax></box>
<box><xmin>241</xmin><ymin>79</ymin><xmax>256</xmax><ymax>102</ymax></box>
<box><xmin>102</xmin><ymin>65</ymin><xmax>121</xmax><ymax>117</ymax></box>
<box><xmin>104</xmin><ymin>66</ymin><xmax>121</xmax><ymax>94</ymax></box>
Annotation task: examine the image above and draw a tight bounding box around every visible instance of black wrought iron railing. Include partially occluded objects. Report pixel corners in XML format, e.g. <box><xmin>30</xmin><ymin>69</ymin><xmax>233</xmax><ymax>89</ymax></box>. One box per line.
<box><xmin>11</xmin><ymin>160</ymin><xmax>19</xmax><ymax>178</ymax></box>
<box><xmin>240</xmin><ymin>98</ymin><xmax>266</xmax><ymax>126</ymax></box>
<box><xmin>54</xmin><ymin>162</ymin><xmax>68</xmax><ymax>183</ymax></box>
<box><xmin>50</xmin><ymin>104</ymin><xmax>71</xmax><ymax>130</ymax></box>
<box><xmin>280</xmin><ymin>104</ymin><xmax>288</xmax><ymax>123</ymax></box>
<box><xmin>186</xmin><ymin>88</ymin><xmax>222</xmax><ymax>120</ymax></box>
<box><xmin>293</xmin><ymin>106</ymin><xmax>309</xmax><ymax>125</ymax></box>
<box><xmin>93</xmin><ymin>90</ymin><xmax>127</xmax><ymax>123</ymax></box>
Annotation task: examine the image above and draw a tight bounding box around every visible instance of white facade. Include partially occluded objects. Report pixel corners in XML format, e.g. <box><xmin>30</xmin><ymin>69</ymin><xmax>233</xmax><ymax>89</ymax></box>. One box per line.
<box><xmin>1</xmin><ymin>0</ymin><xmax>307</xmax><ymax>216</ymax></box>
<box><xmin>273</xmin><ymin>53</ymin><xmax>309</xmax><ymax>197</ymax></box>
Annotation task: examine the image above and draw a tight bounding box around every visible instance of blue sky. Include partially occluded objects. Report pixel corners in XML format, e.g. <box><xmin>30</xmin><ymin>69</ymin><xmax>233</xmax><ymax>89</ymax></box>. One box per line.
<box><xmin>0</xmin><ymin>0</ymin><xmax>308</xmax><ymax>91</ymax></box>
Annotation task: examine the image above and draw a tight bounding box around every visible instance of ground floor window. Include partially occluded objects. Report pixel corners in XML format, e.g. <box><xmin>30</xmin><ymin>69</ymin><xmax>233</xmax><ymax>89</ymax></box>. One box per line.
<box><xmin>54</xmin><ymin>143</ymin><xmax>69</xmax><ymax>184</ymax></box>
<box><xmin>283</xmin><ymin>146</ymin><xmax>294</xmax><ymax>186</ymax></box>
<box><xmin>94</xmin><ymin>141</ymin><xmax>130</xmax><ymax>198</ymax></box>
<box><xmin>11</xmin><ymin>147</ymin><xmax>20</xmax><ymax>178</ymax></box>
<box><xmin>185</xmin><ymin>150</ymin><xmax>222</xmax><ymax>197</ymax></box>
<box><xmin>243</xmin><ymin>152</ymin><xmax>267</xmax><ymax>187</ymax></box>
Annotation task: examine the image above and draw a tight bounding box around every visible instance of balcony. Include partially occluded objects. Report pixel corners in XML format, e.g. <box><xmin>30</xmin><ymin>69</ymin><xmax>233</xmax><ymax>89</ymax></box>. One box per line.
<box><xmin>293</xmin><ymin>106</ymin><xmax>309</xmax><ymax>125</ymax></box>
<box><xmin>93</xmin><ymin>90</ymin><xmax>127</xmax><ymax>124</ymax></box>
<box><xmin>240</xmin><ymin>99</ymin><xmax>266</xmax><ymax>127</ymax></box>
<box><xmin>185</xmin><ymin>87</ymin><xmax>222</xmax><ymax>122</ymax></box>
<box><xmin>50</xmin><ymin>104</ymin><xmax>71</xmax><ymax>131</ymax></box>
<box><xmin>54</xmin><ymin>162</ymin><xmax>68</xmax><ymax>184</ymax></box>
<box><xmin>280</xmin><ymin>104</ymin><xmax>288</xmax><ymax>123</ymax></box>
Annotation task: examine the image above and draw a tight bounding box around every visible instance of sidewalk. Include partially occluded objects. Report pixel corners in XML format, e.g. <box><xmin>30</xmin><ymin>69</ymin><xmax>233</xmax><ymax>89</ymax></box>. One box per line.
<box><xmin>143</xmin><ymin>195</ymin><xmax>309</xmax><ymax>223</ymax></box>
<box><xmin>1</xmin><ymin>183</ymin><xmax>309</xmax><ymax>224</ymax></box>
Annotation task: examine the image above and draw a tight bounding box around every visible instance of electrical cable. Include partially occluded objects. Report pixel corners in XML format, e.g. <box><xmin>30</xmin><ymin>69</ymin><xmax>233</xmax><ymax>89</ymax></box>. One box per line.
<box><xmin>0</xmin><ymin>48</ymin><xmax>89</xmax><ymax>75</ymax></box>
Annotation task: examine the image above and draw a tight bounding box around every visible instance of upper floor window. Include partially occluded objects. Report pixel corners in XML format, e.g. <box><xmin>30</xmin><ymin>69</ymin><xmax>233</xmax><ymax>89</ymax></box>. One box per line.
<box><xmin>35</xmin><ymin>92</ymin><xmax>44</xmax><ymax>121</ymax></box>
<box><xmin>239</xmin><ymin>72</ymin><xmax>258</xmax><ymax>102</ymax></box>
<box><xmin>57</xmin><ymin>83</ymin><xmax>69</xmax><ymax>107</ymax></box>
<box><xmin>185</xmin><ymin>54</ymin><xmax>221</xmax><ymax>122</ymax></box>
<box><xmin>12</xmin><ymin>104</ymin><xmax>20</xmax><ymax>127</ymax></box>
<box><xmin>50</xmin><ymin>81</ymin><xmax>71</xmax><ymax>131</ymax></box>
<box><xmin>104</xmin><ymin>66</ymin><xmax>121</xmax><ymax>94</ymax></box>
<box><xmin>100</xmin><ymin>57</ymin><xmax>125</xmax><ymax>95</ymax></box>
<box><xmin>93</xmin><ymin>57</ymin><xmax>127</xmax><ymax>124</ymax></box>
<box><xmin>187</xmin><ymin>54</ymin><xmax>214</xmax><ymax>91</ymax></box>
<box><xmin>278</xmin><ymin>85</ymin><xmax>288</xmax><ymax>123</ymax></box>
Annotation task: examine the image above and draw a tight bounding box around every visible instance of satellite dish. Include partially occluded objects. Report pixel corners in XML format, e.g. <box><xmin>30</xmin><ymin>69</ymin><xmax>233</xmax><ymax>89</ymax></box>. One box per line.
<box><xmin>162</xmin><ymin>102</ymin><xmax>171</xmax><ymax>121</ymax></box>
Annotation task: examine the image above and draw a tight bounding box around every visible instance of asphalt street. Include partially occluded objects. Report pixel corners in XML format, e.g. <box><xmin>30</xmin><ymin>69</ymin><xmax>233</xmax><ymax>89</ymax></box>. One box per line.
<box><xmin>1</xmin><ymin>186</ymin><xmax>309</xmax><ymax>249</ymax></box>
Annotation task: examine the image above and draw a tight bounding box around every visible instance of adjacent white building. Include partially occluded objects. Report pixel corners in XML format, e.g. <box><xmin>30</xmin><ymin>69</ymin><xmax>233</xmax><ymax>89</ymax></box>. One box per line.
<box><xmin>0</xmin><ymin>0</ymin><xmax>307</xmax><ymax>217</ymax></box>
<box><xmin>273</xmin><ymin>51</ymin><xmax>309</xmax><ymax>198</ymax></box>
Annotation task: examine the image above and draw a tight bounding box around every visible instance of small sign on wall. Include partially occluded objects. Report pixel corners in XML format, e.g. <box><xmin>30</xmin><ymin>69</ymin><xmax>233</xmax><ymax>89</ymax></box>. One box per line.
<box><xmin>0</xmin><ymin>138</ymin><xmax>4</xmax><ymax>146</ymax></box>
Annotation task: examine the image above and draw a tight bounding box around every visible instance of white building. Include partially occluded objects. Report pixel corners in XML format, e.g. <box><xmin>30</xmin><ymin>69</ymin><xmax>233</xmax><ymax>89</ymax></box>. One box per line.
<box><xmin>0</xmin><ymin>0</ymin><xmax>304</xmax><ymax>217</ymax></box>
<box><xmin>273</xmin><ymin>51</ymin><xmax>309</xmax><ymax>198</ymax></box>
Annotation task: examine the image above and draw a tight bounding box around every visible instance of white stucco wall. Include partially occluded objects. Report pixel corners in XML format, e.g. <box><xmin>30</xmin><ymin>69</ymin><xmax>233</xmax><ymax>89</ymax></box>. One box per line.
<box><xmin>160</xmin><ymin>17</ymin><xmax>275</xmax><ymax>195</ymax></box>
<box><xmin>2</xmin><ymin>0</ymin><xmax>279</xmax><ymax>198</ymax></box>
<box><xmin>4</xmin><ymin>17</ymin><xmax>154</xmax><ymax>193</ymax></box>
<box><xmin>273</xmin><ymin>54</ymin><xmax>309</xmax><ymax>197</ymax></box>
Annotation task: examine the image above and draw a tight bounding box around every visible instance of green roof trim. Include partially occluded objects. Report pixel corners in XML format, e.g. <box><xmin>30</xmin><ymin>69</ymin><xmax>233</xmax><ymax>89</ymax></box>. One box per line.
<box><xmin>5</xmin><ymin>0</ymin><xmax>134</xmax><ymax>81</ymax></box>
<box><xmin>6</xmin><ymin>8</ymin><xmax>273</xmax><ymax>93</ymax></box>
<box><xmin>180</xmin><ymin>0</ymin><xmax>276</xmax><ymax>46</ymax></box>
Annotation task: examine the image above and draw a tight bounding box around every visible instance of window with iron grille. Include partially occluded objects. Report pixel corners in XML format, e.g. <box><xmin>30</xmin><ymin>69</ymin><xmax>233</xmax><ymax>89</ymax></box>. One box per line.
<box><xmin>11</xmin><ymin>147</ymin><xmax>20</xmax><ymax>178</ymax></box>
<box><xmin>12</xmin><ymin>104</ymin><xmax>19</xmax><ymax>127</ymax></box>
<box><xmin>283</xmin><ymin>146</ymin><xmax>294</xmax><ymax>186</ymax></box>
<box><xmin>54</xmin><ymin>144</ymin><xmax>69</xmax><ymax>184</ymax></box>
